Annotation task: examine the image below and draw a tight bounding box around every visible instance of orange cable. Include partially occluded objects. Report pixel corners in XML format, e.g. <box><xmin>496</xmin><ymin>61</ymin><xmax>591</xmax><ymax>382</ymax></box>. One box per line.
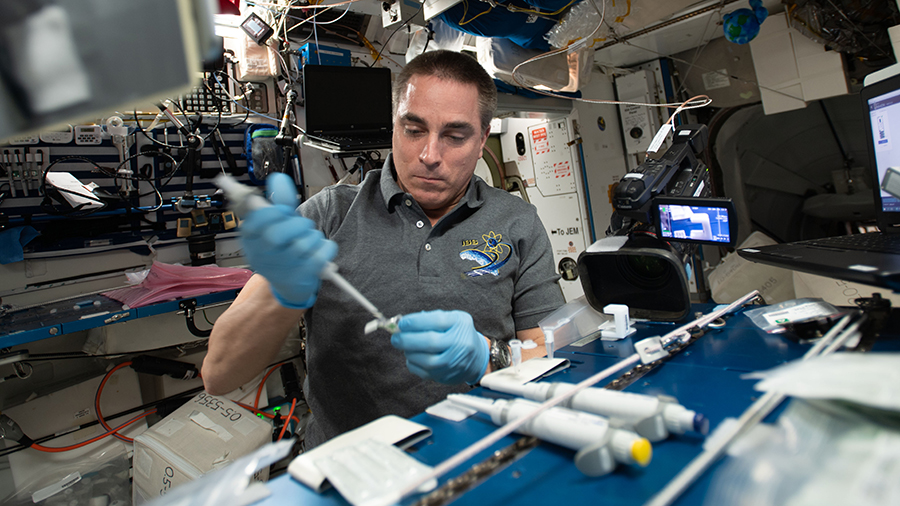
<box><xmin>31</xmin><ymin>410</ymin><xmax>156</xmax><ymax>453</ymax></box>
<box><xmin>254</xmin><ymin>363</ymin><xmax>286</xmax><ymax>409</ymax></box>
<box><xmin>95</xmin><ymin>361</ymin><xmax>135</xmax><ymax>443</ymax></box>
<box><xmin>277</xmin><ymin>398</ymin><xmax>297</xmax><ymax>442</ymax></box>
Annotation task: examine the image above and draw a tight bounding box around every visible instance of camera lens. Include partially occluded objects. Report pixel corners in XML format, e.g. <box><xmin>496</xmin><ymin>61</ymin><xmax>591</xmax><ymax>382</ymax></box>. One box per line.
<box><xmin>187</xmin><ymin>234</ymin><xmax>216</xmax><ymax>266</ymax></box>
<box><xmin>619</xmin><ymin>254</ymin><xmax>672</xmax><ymax>290</ymax></box>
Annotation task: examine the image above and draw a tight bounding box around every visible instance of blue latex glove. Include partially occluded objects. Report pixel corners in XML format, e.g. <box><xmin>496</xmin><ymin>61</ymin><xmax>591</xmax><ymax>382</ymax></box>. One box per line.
<box><xmin>239</xmin><ymin>173</ymin><xmax>337</xmax><ymax>309</ymax></box>
<box><xmin>391</xmin><ymin>310</ymin><xmax>490</xmax><ymax>385</ymax></box>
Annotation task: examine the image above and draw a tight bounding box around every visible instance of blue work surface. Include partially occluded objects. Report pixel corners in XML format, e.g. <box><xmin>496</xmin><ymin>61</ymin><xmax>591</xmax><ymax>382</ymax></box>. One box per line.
<box><xmin>563</xmin><ymin>311</ymin><xmax>809</xmax><ymax>372</ymax></box>
<box><xmin>256</xmin><ymin>304</ymin><xmax>846</xmax><ymax>506</ymax></box>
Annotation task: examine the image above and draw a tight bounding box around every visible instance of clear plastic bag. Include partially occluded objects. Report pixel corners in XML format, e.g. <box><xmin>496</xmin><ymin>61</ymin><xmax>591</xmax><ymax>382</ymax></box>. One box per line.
<box><xmin>704</xmin><ymin>399</ymin><xmax>900</xmax><ymax>506</ymax></box>
<box><xmin>2</xmin><ymin>446</ymin><xmax>131</xmax><ymax>506</ymax></box>
<box><xmin>544</xmin><ymin>0</ymin><xmax>607</xmax><ymax>50</ymax></box>
<box><xmin>742</xmin><ymin>298</ymin><xmax>841</xmax><ymax>334</ymax></box>
<box><xmin>102</xmin><ymin>261</ymin><xmax>253</xmax><ymax>308</ymax></box>
<box><xmin>746</xmin><ymin>352</ymin><xmax>900</xmax><ymax>412</ymax></box>
<box><xmin>143</xmin><ymin>439</ymin><xmax>294</xmax><ymax>506</ymax></box>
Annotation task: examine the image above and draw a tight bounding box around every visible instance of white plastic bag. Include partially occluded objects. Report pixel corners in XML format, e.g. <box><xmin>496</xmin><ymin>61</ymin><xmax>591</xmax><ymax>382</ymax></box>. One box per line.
<box><xmin>746</xmin><ymin>352</ymin><xmax>900</xmax><ymax>412</ymax></box>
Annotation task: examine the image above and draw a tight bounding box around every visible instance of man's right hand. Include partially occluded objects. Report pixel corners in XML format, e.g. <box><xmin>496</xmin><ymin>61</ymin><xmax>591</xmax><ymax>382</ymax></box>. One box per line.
<box><xmin>239</xmin><ymin>173</ymin><xmax>337</xmax><ymax>309</ymax></box>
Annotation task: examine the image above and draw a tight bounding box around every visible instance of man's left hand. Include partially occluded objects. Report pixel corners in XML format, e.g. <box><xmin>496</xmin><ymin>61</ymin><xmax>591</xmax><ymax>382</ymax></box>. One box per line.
<box><xmin>391</xmin><ymin>310</ymin><xmax>489</xmax><ymax>385</ymax></box>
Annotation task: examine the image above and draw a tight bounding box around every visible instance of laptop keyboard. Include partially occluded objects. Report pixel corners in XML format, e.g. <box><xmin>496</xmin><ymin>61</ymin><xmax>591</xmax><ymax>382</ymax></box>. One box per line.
<box><xmin>802</xmin><ymin>234</ymin><xmax>900</xmax><ymax>254</ymax></box>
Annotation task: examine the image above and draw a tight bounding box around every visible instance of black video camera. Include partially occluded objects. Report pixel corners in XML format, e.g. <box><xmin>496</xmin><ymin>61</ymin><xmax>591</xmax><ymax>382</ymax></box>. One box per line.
<box><xmin>612</xmin><ymin>124</ymin><xmax>711</xmax><ymax>223</ymax></box>
<box><xmin>577</xmin><ymin>124</ymin><xmax>739</xmax><ymax>321</ymax></box>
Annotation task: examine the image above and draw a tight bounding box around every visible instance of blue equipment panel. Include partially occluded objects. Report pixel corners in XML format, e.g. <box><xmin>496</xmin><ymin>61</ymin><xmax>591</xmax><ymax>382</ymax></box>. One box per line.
<box><xmin>0</xmin><ymin>289</ymin><xmax>238</xmax><ymax>349</ymax></box>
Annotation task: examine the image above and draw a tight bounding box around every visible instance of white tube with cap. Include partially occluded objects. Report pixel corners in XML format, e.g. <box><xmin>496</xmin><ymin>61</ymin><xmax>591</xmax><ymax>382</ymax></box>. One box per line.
<box><xmin>509</xmin><ymin>339</ymin><xmax>523</xmax><ymax>372</ymax></box>
<box><xmin>544</xmin><ymin>329</ymin><xmax>555</xmax><ymax>359</ymax></box>
<box><xmin>447</xmin><ymin>394</ymin><xmax>651</xmax><ymax>476</ymax></box>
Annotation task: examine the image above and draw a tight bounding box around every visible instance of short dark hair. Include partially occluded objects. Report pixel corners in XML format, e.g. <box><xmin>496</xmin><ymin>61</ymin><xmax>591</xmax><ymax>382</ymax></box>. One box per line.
<box><xmin>392</xmin><ymin>50</ymin><xmax>497</xmax><ymax>133</ymax></box>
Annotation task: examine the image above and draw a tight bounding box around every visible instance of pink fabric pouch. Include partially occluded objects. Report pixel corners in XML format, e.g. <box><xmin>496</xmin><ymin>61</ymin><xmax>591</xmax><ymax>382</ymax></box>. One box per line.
<box><xmin>103</xmin><ymin>261</ymin><xmax>253</xmax><ymax>308</ymax></box>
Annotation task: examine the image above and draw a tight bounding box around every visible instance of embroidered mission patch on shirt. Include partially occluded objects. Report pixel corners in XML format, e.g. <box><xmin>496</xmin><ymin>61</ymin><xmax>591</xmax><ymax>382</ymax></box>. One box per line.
<box><xmin>459</xmin><ymin>231</ymin><xmax>512</xmax><ymax>277</ymax></box>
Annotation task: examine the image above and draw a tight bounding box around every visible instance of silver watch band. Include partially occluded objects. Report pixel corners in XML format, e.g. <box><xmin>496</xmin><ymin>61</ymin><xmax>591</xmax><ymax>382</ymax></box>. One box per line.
<box><xmin>488</xmin><ymin>337</ymin><xmax>511</xmax><ymax>371</ymax></box>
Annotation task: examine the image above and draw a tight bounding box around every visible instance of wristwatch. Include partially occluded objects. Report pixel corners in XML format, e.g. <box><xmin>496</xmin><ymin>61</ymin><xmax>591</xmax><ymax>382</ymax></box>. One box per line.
<box><xmin>488</xmin><ymin>337</ymin><xmax>512</xmax><ymax>371</ymax></box>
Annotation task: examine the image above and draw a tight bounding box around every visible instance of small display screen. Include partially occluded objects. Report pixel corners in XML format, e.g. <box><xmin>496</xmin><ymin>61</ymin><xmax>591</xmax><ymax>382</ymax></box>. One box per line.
<box><xmin>657</xmin><ymin>201</ymin><xmax>733</xmax><ymax>245</ymax></box>
<box><xmin>241</xmin><ymin>13</ymin><xmax>272</xmax><ymax>43</ymax></box>
<box><xmin>243</xmin><ymin>17</ymin><xmax>265</xmax><ymax>37</ymax></box>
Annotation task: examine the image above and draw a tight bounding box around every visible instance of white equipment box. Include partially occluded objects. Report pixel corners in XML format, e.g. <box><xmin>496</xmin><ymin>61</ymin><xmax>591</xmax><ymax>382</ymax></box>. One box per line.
<box><xmin>132</xmin><ymin>393</ymin><xmax>271</xmax><ymax>504</ymax></box>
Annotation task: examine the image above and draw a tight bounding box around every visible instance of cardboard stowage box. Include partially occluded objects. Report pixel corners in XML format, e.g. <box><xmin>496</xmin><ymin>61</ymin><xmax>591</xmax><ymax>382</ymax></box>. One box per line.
<box><xmin>132</xmin><ymin>393</ymin><xmax>271</xmax><ymax>505</ymax></box>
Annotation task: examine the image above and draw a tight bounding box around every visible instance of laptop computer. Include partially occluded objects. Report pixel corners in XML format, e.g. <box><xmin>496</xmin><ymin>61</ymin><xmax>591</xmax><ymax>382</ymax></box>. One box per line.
<box><xmin>737</xmin><ymin>71</ymin><xmax>900</xmax><ymax>290</ymax></box>
<box><xmin>301</xmin><ymin>65</ymin><xmax>393</xmax><ymax>152</ymax></box>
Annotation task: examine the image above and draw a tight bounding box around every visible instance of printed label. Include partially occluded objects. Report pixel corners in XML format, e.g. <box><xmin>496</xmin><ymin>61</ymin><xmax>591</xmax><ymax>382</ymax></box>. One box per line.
<box><xmin>702</xmin><ymin>69</ymin><xmax>731</xmax><ymax>90</ymax></box>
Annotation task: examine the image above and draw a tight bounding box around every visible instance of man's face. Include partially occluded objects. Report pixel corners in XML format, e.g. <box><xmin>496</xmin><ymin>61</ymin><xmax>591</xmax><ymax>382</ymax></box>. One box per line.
<box><xmin>392</xmin><ymin>74</ymin><xmax>490</xmax><ymax>221</ymax></box>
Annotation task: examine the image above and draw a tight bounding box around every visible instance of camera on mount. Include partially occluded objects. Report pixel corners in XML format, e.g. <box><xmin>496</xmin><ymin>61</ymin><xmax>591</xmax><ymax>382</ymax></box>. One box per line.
<box><xmin>578</xmin><ymin>124</ymin><xmax>738</xmax><ymax>321</ymax></box>
<box><xmin>612</xmin><ymin>124</ymin><xmax>712</xmax><ymax>223</ymax></box>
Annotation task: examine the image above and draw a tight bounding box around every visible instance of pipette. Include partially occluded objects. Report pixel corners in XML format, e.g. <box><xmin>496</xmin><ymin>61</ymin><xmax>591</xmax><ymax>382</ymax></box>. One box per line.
<box><xmin>214</xmin><ymin>174</ymin><xmax>399</xmax><ymax>333</ymax></box>
<box><xmin>448</xmin><ymin>394</ymin><xmax>652</xmax><ymax>476</ymax></box>
<box><xmin>483</xmin><ymin>380</ymin><xmax>708</xmax><ymax>442</ymax></box>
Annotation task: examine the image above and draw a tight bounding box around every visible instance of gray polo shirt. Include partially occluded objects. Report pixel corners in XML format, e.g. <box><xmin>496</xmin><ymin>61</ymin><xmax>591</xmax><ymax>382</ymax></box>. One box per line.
<box><xmin>299</xmin><ymin>154</ymin><xmax>564</xmax><ymax>448</ymax></box>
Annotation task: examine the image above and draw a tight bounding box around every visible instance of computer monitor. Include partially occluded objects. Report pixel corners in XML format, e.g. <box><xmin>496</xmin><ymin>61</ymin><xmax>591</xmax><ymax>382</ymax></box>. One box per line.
<box><xmin>863</xmin><ymin>71</ymin><xmax>900</xmax><ymax>231</ymax></box>
<box><xmin>302</xmin><ymin>65</ymin><xmax>393</xmax><ymax>137</ymax></box>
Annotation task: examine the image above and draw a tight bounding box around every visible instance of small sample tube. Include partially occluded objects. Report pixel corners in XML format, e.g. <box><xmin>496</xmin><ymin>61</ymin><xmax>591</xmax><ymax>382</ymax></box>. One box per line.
<box><xmin>544</xmin><ymin>329</ymin><xmax>555</xmax><ymax>359</ymax></box>
<box><xmin>509</xmin><ymin>339</ymin><xmax>523</xmax><ymax>371</ymax></box>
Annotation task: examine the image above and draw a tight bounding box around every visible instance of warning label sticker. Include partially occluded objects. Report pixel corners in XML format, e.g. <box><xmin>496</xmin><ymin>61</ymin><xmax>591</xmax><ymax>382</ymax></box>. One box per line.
<box><xmin>532</xmin><ymin>127</ymin><xmax>549</xmax><ymax>155</ymax></box>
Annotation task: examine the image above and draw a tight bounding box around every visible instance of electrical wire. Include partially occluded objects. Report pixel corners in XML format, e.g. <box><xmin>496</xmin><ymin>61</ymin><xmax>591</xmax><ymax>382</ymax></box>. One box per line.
<box><xmin>30</xmin><ymin>409</ymin><xmax>156</xmax><ymax>453</ymax></box>
<box><xmin>457</xmin><ymin>0</ymin><xmax>491</xmax><ymax>26</ymax></box>
<box><xmin>509</xmin><ymin>0</ymin><xmax>712</xmax><ymax>111</ymax></box>
<box><xmin>2</xmin><ymin>354</ymin><xmax>302</xmax><ymax>455</ymax></box>
<box><xmin>374</xmin><ymin>1</ymin><xmax>424</xmax><ymax>64</ymax></box>
<box><xmin>277</xmin><ymin>398</ymin><xmax>297</xmax><ymax>441</ymax></box>
<box><xmin>171</xmin><ymin>97</ymin><xmax>222</xmax><ymax>145</ymax></box>
<box><xmin>233</xmin><ymin>401</ymin><xmax>300</xmax><ymax>425</ymax></box>
<box><xmin>202</xmin><ymin>309</ymin><xmax>215</xmax><ymax>326</ymax></box>
<box><xmin>614</xmin><ymin>38</ymin><xmax>804</xmax><ymax>103</ymax></box>
<box><xmin>211</xmin><ymin>72</ymin><xmax>282</xmax><ymax>123</ymax></box>
<box><xmin>673</xmin><ymin>0</ymin><xmax>728</xmax><ymax>97</ymax></box>
<box><xmin>109</xmin><ymin>149</ymin><xmax>178</xmax><ymax>213</ymax></box>
<box><xmin>313</xmin><ymin>6</ymin><xmax>322</xmax><ymax>64</ymax></box>
<box><xmin>39</xmin><ymin>156</ymin><xmax>110</xmax><ymax>217</ymax></box>
<box><xmin>509</xmin><ymin>0</ymin><xmax>578</xmax><ymax>17</ymax></box>
<box><xmin>132</xmin><ymin>109</ymin><xmax>191</xmax><ymax>151</ymax></box>
<box><xmin>255</xmin><ymin>362</ymin><xmax>287</xmax><ymax>409</ymax></box>
<box><xmin>95</xmin><ymin>361</ymin><xmax>137</xmax><ymax>443</ymax></box>
<box><xmin>213</xmin><ymin>68</ymin><xmax>252</xmax><ymax>124</ymax></box>
<box><xmin>0</xmin><ymin>386</ymin><xmax>205</xmax><ymax>458</ymax></box>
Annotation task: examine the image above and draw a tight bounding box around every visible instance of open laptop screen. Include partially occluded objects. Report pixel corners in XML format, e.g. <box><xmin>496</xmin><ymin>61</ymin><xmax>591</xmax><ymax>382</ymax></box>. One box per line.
<box><xmin>302</xmin><ymin>65</ymin><xmax>393</xmax><ymax>136</ymax></box>
<box><xmin>865</xmin><ymin>73</ymin><xmax>900</xmax><ymax>224</ymax></box>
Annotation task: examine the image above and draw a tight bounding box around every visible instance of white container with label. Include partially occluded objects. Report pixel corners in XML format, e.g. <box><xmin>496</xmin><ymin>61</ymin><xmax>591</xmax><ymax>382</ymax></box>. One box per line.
<box><xmin>132</xmin><ymin>393</ymin><xmax>271</xmax><ymax>504</ymax></box>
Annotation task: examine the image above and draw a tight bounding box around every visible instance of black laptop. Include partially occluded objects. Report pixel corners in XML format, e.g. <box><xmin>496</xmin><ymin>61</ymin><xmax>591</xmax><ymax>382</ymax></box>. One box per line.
<box><xmin>301</xmin><ymin>64</ymin><xmax>393</xmax><ymax>152</ymax></box>
<box><xmin>737</xmin><ymin>71</ymin><xmax>900</xmax><ymax>290</ymax></box>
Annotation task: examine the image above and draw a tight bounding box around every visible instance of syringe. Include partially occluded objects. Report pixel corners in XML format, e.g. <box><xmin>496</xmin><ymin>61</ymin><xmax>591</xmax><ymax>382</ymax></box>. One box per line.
<box><xmin>214</xmin><ymin>174</ymin><xmax>399</xmax><ymax>333</ymax></box>
<box><xmin>448</xmin><ymin>394</ymin><xmax>651</xmax><ymax>477</ymax></box>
